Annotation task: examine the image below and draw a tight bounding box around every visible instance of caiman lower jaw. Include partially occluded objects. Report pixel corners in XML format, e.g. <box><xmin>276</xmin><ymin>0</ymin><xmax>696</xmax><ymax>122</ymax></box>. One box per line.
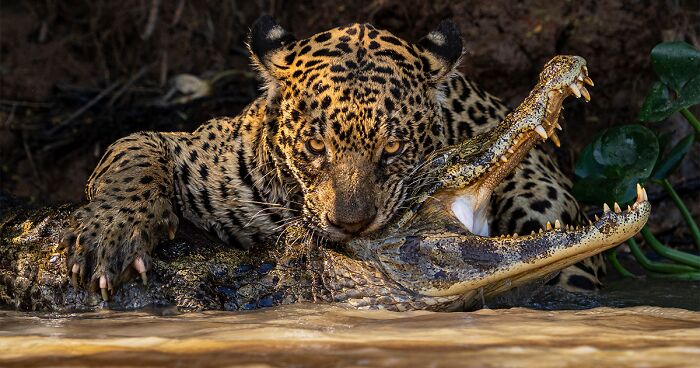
<box><xmin>377</xmin><ymin>185</ymin><xmax>650</xmax><ymax>299</ymax></box>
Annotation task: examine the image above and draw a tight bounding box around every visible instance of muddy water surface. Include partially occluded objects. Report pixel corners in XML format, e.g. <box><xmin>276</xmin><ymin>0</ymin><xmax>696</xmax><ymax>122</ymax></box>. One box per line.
<box><xmin>1</xmin><ymin>279</ymin><xmax>699</xmax><ymax>367</ymax></box>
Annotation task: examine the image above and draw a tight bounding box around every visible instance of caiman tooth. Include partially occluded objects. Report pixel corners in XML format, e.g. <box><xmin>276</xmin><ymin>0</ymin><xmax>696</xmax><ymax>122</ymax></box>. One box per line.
<box><xmin>627</xmin><ymin>205</ymin><xmax>632</xmax><ymax>212</ymax></box>
<box><xmin>583</xmin><ymin>65</ymin><xmax>589</xmax><ymax>75</ymax></box>
<box><xmin>535</xmin><ymin>125</ymin><xmax>548</xmax><ymax>139</ymax></box>
<box><xmin>594</xmin><ymin>214</ymin><xmax>600</xmax><ymax>221</ymax></box>
<box><xmin>603</xmin><ymin>203</ymin><xmax>611</xmax><ymax>213</ymax></box>
<box><xmin>636</xmin><ymin>183</ymin><xmax>646</xmax><ymax>203</ymax></box>
<box><xmin>550</xmin><ymin>132</ymin><xmax>561</xmax><ymax>147</ymax></box>
<box><xmin>538</xmin><ymin>228</ymin><xmax>543</xmax><ymax>234</ymax></box>
<box><xmin>578</xmin><ymin>75</ymin><xmax>584</xmax><ymax>82</ymax></box>
<box><xmin>546</xmin><ymin>221</ymin><xmax>552</xmax><ymax>230</ymax></box>
<box><xmin>614</xmin><ymin>202</ymin><xmax>622</xmax><ymax>213</ymax></box>
<box><xmin>500</xmin><ymin>155</ymin><xmax>509</xmax><ymax>163</ymax></box>
<box><xmin>580</xmin><ymin>86</ymin><xmax>591</xmax><ymax>102</ymax></box>
<box><xmin>513</xmin><ymin>233</ymin><xmax>519</xmax><ymax>238</ymax></box>
<box><xmin>556</xmin><ymin>122</ymin><xmax>563</xmax><ymax>130</ymax></box>
<box><xmin>584</xmin><ymin>76</ymin><xmax>594</xmax><ymax>86</ymax></box>
<box><xmin>531</xmin><ymin>230</ymin><xmax>536</xmax><ymax>235</ymax></box>
<box><xmin>569</xmin><ymin>83</ymin><xmax>581</xmax><ymax>98</ymax></box>
<box><xmin>588</xmin><ymin>219</ymin><xmax>593</xmax><ymax>226</ymax></box>
<box><xmin>507</xmin><ymin>148</ymin><xmax>515</xmax><ymax>154</ymax></box>
<box><xmin>554</xmin><ymin>220</ymin><xmax>561</xmax><ymax>229</ymax></box>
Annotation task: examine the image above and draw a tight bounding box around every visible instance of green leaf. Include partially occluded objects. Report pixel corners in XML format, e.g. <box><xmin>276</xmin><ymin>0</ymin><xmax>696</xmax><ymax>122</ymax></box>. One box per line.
<box><xmin>573</xmin><ymin>124</ymin><xmax>659</xmax><ymax>204</ymax></box>
<box><xmin>656</xmin><ymin>131</ymin><xmax>674</xmax><ymax>154</ymax></box>
<box><xmin>590</xmin><ymin>125</ymin><xmax>658</xmax><ymax>177</ymax></box>
<box><xmin>651</xmin><ymin>134</ymin><xmax>694</xmax><ymax>180</ymax></box>
<box><xmin>573</xmin><ymin>176</ymin><xmax>638</xmax><ymax>205</ymax></box>
<box><xmin>571</xmin><ymin>137</ymin><xmax>605</xmax><ymax>179</ymax></box>
<box><xmin>651</xmin><ymin>42</ymin><xmax>700</xmax><ymax>93</ymax></box>
<box><xmin>639</xmin><ymin>82</ymin><xmax>677</xmax><ymax>122</ymax></box>
<box><xmin>679</xmin><ymin>75</ymin><xmax>700</xmax><ymax>107</ymax></box>
<box><xmin>640</xmin><ymin>42</ymin><xmax>700</xmax><ymax>122</ymax></box>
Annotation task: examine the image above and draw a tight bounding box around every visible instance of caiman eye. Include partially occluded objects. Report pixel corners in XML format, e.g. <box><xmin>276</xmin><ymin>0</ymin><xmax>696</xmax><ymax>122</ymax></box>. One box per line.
<box><xmin>383</xmin><ymin>140</ymin><xmax>403</xmax><ymax>156</ymax></box>
<box><xmin>306</xmin><ymin>138</ymin><xmax>326</xmax><ymax>155</ymax></box>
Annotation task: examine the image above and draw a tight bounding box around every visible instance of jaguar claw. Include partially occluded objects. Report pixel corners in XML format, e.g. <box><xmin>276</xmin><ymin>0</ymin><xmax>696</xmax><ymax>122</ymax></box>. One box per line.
<box><xmin>99</xmin><ymin>275</ymin><xmax>109</xmax><ymax>302</ymax></box>
<box><xmin>134</xmin><ymin>257</ymin><xmax>148</xmax><ymax>286</ymax></box>
<box><xmin>71</xmin><ymin>263</ymin><xmax>80</xmax><ymax>288</ymax></box>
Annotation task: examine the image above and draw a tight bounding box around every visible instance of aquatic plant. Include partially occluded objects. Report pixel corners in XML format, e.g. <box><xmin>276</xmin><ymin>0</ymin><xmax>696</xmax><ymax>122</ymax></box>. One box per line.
<box><xmin>573</xmin><ymin>41</ymin><xmax>700</xmax><ymax>280</ymax></box>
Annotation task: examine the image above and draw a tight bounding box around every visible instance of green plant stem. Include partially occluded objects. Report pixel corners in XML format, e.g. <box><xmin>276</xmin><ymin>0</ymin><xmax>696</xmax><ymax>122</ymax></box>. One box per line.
<box><xmin>649</xmin><ymin>272</ymin><xmax>700</xmax><ymax>281</ymax></box>
<box><xmin>605</xmin><ymin>248</ymin><xmax>635</xmax><ymax>277</ymax></box>
<box><xmin>680</xmin><ymin>108</ymin><xmax>700</xmax><ymax>136</ymax></box>
<box><xmin>659</xmin><ymin>179</ymin><xmax>700</xmax><ymax>249</ymax></box>
<box><xmin>640</xmin><ymin>226</ymin><xmax>700</xmax><ymax>269</ymax></box>
<box><xmin>626</xmin><ymin>238</ymin><xmax>697</xmax><ymax>273</ymax></box>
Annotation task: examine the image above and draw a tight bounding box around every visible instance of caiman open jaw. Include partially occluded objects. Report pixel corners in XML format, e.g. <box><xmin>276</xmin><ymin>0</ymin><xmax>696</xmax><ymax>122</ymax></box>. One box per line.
<box><xmin>418</xmin><ymin>55</ymin><xmax>594</xmax><ymax>236</ymax></box>
<box><xmin>374</xmin><ymin>184</ymin><xmax>651</xmax><ymax>299</ymax></box>
<box><xmin>360</xmin><ymin>55</ymin><xmax>649</xmax><ymax>304</ymax></box>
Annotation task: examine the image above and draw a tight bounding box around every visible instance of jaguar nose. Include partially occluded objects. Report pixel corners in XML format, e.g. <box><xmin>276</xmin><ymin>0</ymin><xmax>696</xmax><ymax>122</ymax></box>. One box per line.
<box><xmin>326</xmin><ymin>211</ymin><xmax>377</xmax><ymax>235</ymax></box>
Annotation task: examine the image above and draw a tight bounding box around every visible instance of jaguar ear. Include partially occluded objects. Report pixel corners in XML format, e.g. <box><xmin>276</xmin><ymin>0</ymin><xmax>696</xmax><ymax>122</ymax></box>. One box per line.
<box><xmin>248</xmin><ymin>15</ymin><xmax>297</xmax><ymax>83</ymax></box>
<box><xmin>417</xmin><ymin>19</ymin><xmax>464</xmax><ymax>83</ymax></box>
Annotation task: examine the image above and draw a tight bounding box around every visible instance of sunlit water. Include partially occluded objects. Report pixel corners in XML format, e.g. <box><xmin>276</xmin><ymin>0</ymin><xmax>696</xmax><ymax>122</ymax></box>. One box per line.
<box><xmin>1</xmin><ymin>279</ymin><xmax>699</xmax><ymax>367</ymax></box>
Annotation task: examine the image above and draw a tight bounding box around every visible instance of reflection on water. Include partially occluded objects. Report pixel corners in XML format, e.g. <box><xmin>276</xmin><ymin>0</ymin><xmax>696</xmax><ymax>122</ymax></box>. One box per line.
<box><xmin>1</xmin><ymin>279</ymin><xmax>700</xmax><ymax>367</ymax></box>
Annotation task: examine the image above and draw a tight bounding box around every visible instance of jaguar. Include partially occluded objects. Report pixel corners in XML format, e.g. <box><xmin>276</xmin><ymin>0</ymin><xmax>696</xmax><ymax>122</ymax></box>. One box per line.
<box><xmin>62</xmin><ymin>16</ymin><xmax>606</xmax><ymax>301</ymax></box>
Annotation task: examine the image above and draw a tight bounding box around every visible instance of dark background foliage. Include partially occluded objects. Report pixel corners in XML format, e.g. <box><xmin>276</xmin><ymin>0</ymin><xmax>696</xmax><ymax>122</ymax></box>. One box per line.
<box><xmin>1</xmin><ymin>0</ymin><xmax>698</xmax><ymax>246</ymax></box>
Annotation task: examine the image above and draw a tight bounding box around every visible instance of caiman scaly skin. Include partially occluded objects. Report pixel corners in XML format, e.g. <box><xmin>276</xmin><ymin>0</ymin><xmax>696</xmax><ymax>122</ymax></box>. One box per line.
<box><xmin>0</xmin><ymin>56</ymin><xmax>650</xmax><ymax>312</ymax></box>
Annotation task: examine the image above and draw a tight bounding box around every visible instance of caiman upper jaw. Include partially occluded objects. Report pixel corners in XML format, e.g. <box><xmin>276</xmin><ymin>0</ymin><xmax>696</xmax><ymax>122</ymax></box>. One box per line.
<box><xmin>417</xmin><ymin>55</ymin><xmax>594</xmax><ymax>236</ymax></box>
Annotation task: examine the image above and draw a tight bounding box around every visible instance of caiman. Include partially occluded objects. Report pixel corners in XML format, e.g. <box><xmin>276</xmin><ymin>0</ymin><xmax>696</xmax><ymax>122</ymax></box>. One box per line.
<box><xmin>0</xmin><ymin>55</ymin><xmax>650</xmax><ymax>312</ymax></box>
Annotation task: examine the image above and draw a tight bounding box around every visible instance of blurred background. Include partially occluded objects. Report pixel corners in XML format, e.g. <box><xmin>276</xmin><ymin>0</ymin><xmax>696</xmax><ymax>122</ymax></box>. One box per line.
<box><xmin>1</xmin><ymin>0</ymin><xmax>698</xmax><ymax>246</ymax></box>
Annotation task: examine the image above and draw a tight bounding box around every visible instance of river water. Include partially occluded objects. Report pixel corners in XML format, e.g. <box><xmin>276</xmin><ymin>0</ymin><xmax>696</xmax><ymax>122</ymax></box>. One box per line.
<box><xmin>1</xmin><ymin>278</ymin><xmax>699</xmax><ymax>367</ymax></box>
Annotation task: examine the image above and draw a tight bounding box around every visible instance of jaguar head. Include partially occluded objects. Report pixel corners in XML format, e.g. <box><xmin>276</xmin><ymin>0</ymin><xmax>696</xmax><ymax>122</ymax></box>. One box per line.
<box><xmin>248</xmin><ymin>16</ymin><xmax>464</xmax><ymax>241</ymax></box>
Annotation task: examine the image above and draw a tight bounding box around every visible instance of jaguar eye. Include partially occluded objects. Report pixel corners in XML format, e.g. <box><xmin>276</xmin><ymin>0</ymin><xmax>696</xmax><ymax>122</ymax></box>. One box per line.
<box><xmin>306</xmin><ymin>138</ymin><xmax>326</xmax><ymax>155</ymax></box>
<box><xmin>383</xmin><ymin>140</ymin><xmax>403</xmax><ymax>156</ymax></box>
